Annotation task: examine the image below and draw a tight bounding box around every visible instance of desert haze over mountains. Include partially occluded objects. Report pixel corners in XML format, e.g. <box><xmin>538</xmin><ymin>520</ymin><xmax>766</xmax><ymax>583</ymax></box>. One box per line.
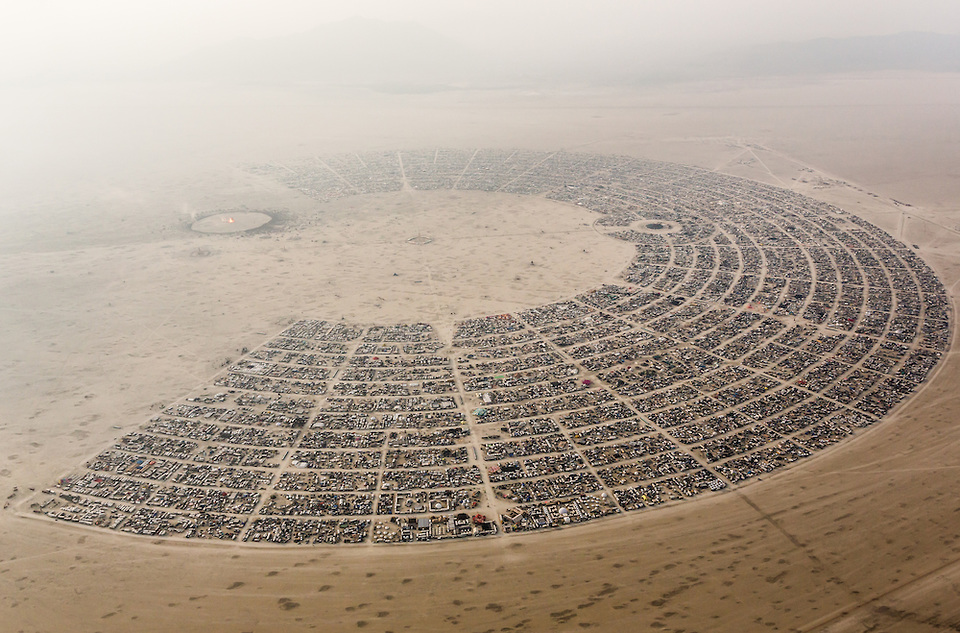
<box><xmin>102</xmin><ymin>23</ymin><xmax>960</xmax><ymax>87</ymax></box>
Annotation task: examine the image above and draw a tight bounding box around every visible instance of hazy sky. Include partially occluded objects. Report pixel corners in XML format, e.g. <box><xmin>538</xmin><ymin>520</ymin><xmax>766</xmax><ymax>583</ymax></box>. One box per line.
<box><xmin>2</xmin><ymin>0</ymin><xmax>959</xmax><ymax>80</ymax></box>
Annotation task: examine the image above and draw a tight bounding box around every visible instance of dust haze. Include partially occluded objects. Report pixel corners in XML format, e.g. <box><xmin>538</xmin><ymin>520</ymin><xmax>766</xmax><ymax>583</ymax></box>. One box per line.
<box><xmin>3</xmin><ymin>3</ymin><xmax>960</xmax><ymax>632</ymax></box>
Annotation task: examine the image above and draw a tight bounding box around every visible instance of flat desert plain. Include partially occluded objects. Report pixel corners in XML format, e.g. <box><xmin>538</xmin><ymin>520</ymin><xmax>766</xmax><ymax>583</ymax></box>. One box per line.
<box><xmin>2</xmin><ymin>72</ymin><xmax>960</xmax><ymax>632</ymax></box>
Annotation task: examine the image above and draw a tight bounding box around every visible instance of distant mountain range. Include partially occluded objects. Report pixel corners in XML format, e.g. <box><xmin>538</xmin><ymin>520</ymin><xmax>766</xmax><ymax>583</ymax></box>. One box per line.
<box><xmin>152</xmin><ymin>21</ymin><xmax>960</xmax><ymax>88</ymax></box>
<box><xmin>680</xmin><ymin>31</ymin><xmax>960</xmax><ymax>80</ymax></box>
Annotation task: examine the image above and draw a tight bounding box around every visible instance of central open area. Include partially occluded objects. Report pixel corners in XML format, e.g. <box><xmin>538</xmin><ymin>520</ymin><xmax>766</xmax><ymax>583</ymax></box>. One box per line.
<box><xmin>185</xmin><ymin>189</ymin><xmax>635</xmax><ymax>331</ymax></box>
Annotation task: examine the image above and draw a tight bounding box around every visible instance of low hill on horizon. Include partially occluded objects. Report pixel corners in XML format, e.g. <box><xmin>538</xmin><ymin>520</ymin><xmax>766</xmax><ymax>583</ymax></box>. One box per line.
<box><xmin>678</xmin><ymin>31</ymin><xmax>960</xmax><ymax>80</ymax></box>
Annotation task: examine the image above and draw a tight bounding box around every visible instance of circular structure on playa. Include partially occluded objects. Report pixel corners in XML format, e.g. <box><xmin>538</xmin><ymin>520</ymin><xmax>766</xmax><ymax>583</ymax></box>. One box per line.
<box><xmin>191</xmin><ymin>211</ymin><xmax>272</xmax><ymax>234</ymax></box>
<box><xmin>36</xmin><ymin>149</ymin><xmax>951</xmax><ymax>545</ymax></box>
<box><xmin>628</xmin><ymin>219</ymin><xmax>682</xmax><ymax>234</ymax></box>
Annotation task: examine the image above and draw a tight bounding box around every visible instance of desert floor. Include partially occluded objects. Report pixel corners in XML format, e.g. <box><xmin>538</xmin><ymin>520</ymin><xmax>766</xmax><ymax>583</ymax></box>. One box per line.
<box><xmin>2</xmin><ymin>71</ymin><xmax>960</xmax><ymax>632</ymax></box>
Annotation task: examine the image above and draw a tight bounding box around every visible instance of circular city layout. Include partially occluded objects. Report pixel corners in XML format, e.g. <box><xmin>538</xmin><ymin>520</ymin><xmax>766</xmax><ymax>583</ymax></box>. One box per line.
<box><xmin>34</xmin><ymin>150</ymin><xmax>951</xmax><ymax>545</ymax></box>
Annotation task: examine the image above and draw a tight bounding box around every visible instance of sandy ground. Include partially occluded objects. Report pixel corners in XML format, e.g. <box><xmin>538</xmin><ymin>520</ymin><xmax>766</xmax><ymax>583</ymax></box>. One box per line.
<box><xmin>2</xmin><ymin>71</ymin><xmax>960</xmax><ymax>632</ymax></box>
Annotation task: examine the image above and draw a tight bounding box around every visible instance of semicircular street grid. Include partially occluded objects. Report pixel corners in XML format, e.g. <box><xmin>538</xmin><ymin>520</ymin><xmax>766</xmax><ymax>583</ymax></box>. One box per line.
<box><xmin>33</xmin><ymin>149</ymin><xmax>952</xmax><ymax>545</ymax></box>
